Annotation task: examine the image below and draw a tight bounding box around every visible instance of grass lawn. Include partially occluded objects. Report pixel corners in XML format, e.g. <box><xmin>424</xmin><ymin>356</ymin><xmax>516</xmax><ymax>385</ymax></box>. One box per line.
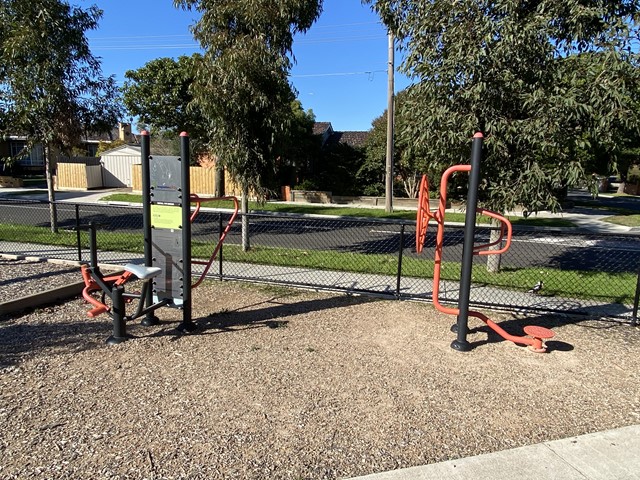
<box><xmin>0</xmin><ymin>222</ymin><xmax>633</xmax><ymax>303</ymax></box>
<box><xmin>99</xmin><ymin>193</ymin><xmax>575</xmax><ymax>227</ymax></box>
<box><xmin>604</xmin><ymin>215</ymin><xmax>640</xmax><ymax>227</ymax></box>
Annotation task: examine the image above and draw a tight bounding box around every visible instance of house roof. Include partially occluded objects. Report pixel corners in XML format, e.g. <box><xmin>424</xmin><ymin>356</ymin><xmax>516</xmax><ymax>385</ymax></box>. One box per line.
<box><xmin>312</xmin><ymin>122</ymin><xmax>333</xmax><ymax>136</ymax></box>
<box><xmin>81</xmin><ymin>128</ymin><xmax>117</xmax><ymax>143</ymax></box>
<box><xmin>99</xmin><ymin>144</ymin><xmax>141</xmax><ymax>156</ymax></box>
<box><xmin>328</xmin><ymin>130</ymin><xmax>369</xmax><ymax>149</ymax></box>
<box><xmin>313</xmin><ymin>122</ymin><xmax>369</xmax><ymax>149</ymax></box>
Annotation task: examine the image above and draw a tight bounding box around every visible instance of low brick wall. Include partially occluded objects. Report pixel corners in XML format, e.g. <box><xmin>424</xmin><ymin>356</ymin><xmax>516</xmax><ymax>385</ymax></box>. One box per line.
<box><xmin>290</xmin><ymin>190</ymin><xmax>332</xmax><ymax>203</ymax></box>
<box><xmin>0</xmin><ymin>176</ymin><xmax>24</xmax><ymax>188</ymax></box>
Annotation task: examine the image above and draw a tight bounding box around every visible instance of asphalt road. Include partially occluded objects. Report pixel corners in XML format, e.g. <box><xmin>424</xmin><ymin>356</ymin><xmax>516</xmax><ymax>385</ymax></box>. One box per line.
<box><xmin>2</xmin><ymin>199</ymin><xmax>640</xmax><ymax>273</ymax></box>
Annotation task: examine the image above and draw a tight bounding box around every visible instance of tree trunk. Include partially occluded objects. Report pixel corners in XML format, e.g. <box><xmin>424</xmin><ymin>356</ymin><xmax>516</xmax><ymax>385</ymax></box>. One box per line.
<box><xmin>485</xmin><ymin>217</ymin><xmax>502</xmax><ymax>273</ymax></box>
<box><xmin>241</xmin><ymin>185</ymin><xmax>250</xmax><ymax>252</ymax></box>
<box><xmin>215</xmin><ymin>164</ymin><xmax>225</xmax><ymax>197</ymax></box>
<box><xmin>45</xmin><ymin>145</ymin><xmax>58</xmax><ymax>233</ymax></box>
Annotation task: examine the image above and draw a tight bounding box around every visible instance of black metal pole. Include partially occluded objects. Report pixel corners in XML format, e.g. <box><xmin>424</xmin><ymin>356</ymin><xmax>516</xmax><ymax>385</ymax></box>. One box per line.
<box><xmin>451</xmin><ymin>132</ymin><xmax>484</xmax><ymax>352</ymax></box>
<box><xmin>178</xmin><ymin>132</ymin><xmax>195</xmax><ymax>332</ymax></box>
<box><xmin>140</xmin><ymin>131</ymin><xmax>158</xmax><ymax>326</ymax></box>
<box><xmin>396</xmin><ymin>224</ymin><xmax>405</xmax><ymax>298</ymax></box>
<box><xmin>218</xmin><ymin>214</ymin><xmax>223</xmax><ymax>280</ymax></box>
<box><xmin>106</xmin><ymin>285</ymin><xmax>128</xmax><ymax>345</ymax></box>
<box><xmin>75</xmin><ymin>204</ymin><xmax>82</xmax><ymax>262</ymax></box>
<box><xmin>88</xmin><ymin>221</ymin><xmax>98</xmax><ymax>269</ymax></box>
<box><xmin>632</xmin><ymin>267</ymin><xmax>640</xmax><ymax>326</ymax></box>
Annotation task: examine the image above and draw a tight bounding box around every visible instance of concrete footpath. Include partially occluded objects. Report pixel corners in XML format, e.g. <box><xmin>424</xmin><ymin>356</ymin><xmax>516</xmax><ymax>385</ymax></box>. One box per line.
<box><xmin>350</xmin><ymin>424</ymin><xmax>640</xmax><ymax>480</ymax></box>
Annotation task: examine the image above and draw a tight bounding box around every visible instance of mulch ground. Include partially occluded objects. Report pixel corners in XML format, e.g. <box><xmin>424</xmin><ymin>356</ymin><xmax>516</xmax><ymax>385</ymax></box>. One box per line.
<box><xmin>1</xmin><ymin>269</ymin><xmax>639</xmax><ymax>479</ymax></box>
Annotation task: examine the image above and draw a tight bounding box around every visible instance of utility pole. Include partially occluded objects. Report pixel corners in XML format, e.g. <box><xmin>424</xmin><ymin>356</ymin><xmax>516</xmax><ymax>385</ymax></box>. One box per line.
<box><xmin>385</xmin><ymin>31</ymin><xmax>395</xmax><ymax>213</ymax></box>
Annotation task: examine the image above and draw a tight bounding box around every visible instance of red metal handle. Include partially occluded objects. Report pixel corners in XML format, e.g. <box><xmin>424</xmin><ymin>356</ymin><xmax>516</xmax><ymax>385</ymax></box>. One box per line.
<box><xmin>473</xmin><ymin>208</ymin><xmax>512</xmax><ymax>256</ymax></box>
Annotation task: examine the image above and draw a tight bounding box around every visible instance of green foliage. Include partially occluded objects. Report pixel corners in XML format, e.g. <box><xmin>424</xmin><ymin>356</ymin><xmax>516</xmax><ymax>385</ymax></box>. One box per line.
<box><xmin>365</xmin><ymin>0</ymin><xmax>640</xmax><ymax>214</ymax></box>
<box><xmin>276</xmin><ymin>100</ymin><xmax>321</xmax><ymax>188</ymax></box>
<box><xmin>0</xmin><ymin>1</ymin><xmax>124</xmax><ymax>153</ymax></box>
<box><xmin>122</xmin><ymin>55</ymin><xmax>206</xmax><ymax>142</ymax></box>
<box><xmin>96</xmin><ymin>139</ymin><xmax>126</xmax><ymax>157</ymax></box>
<box><xmin>363</xmin><ymin>89</ymin><xmax>430</xmax><ymax>198</ymax></box>
<box><xmin>173</xmin><ymin>0</ymin><xmax>323</xmax><ymax>199</ymax></box>
<box><xmin>295</xmin><ymin>178</ymin><xmax>320</xmax><ymax>191</ymax></box>
<box><xmin>311</xmin><ymin>142</ymin><xmax>367</xmax><ymax>195</ymax></box>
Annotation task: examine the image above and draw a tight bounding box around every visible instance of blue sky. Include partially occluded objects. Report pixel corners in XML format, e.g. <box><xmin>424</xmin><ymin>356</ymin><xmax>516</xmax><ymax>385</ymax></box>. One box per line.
<box><xmin>88</xmin><ymin>0</ymin><xmax>411</xmax><ymax>133</ymax></box>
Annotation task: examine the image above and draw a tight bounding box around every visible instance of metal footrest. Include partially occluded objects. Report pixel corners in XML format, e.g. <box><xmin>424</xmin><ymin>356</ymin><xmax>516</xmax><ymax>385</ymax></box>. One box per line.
<box><xmin>523</xmin><ymin>325</ymin><xmax>555</xmax><ymax>353</ymax></box>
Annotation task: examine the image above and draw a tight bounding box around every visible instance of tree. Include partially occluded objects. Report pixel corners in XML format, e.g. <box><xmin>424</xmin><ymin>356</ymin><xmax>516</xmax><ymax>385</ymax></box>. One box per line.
<box><xmin>365</xmin><ymin>0</ymin><xmax>640</xmax><ymax>216</ymax></box>
<box><xmin>363</xmin><ymin>89</ymin><xmax>430</xmax><ymax>198</ymax></box>
<box><xmin>277</xmin><ymin>100</ymin><xmax>320</xmax><ymax>189</ymax></box>
<box><xmin>122</xmin><ymin>55</ymin><xmax>206</xmax><ymax>141</ymax></box>
<box><xmin>0</xmin><ymin>0</ymin><xmax>123</xmax><ymax>231</ymax></box>
<box><xmin>174</xmin><ymin>0</ymin><xmax>323</xmax><ymax>250</ymax></box>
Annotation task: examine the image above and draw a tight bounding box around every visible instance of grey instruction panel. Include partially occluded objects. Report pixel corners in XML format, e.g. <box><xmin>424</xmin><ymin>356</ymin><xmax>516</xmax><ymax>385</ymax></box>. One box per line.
<box><xmin>150</xmin><ymin>155</ymin><xmax>186</xmax><ymax>305</ymax></box>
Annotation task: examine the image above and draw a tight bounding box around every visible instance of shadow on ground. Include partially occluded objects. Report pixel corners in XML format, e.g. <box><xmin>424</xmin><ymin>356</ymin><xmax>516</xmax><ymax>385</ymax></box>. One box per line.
<box><xmin>143</xmin><ymin>293</ymin><xmax>376</xmax><ymax>341</ymax></box>
<box><xmin>466</xmin><ymin>301</ymin><xmax>636</xmax><ymax>352</ymax></box>
<box><xmin>0</xmin><ymin>303</ymin><xmax>110</xmax><ymax>368</ymax></box>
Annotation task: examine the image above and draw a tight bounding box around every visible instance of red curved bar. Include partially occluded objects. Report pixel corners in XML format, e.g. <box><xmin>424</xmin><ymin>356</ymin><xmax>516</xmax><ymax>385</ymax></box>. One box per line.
<box><xmin>80</xmin><ymin>265</ymin><xmax>135</xmax><ymax>318</ymax></box>
<box><xmin>189</xmin><ymin>195</ymin><xmax>240</xmax><ymax>288</ymax></box>
<box><xmin>416</xmin><ymin>164</ymin><xmax>552</xmax><ymax>352</ymax></box>
<box><xmin>473</xmin><ymin>208</ymin><xmax>512</xmax><ymax>256</ymax></box>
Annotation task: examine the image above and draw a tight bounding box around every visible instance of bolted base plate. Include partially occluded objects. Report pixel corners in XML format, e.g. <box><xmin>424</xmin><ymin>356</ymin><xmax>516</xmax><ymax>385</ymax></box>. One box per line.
<box><xmin>450</xmin><ymin>339</ymin><xmax>472</xmax><ymax>352</ymax></box>
<box><xmin>141</xmin><ymin>315</ymin><xmax>160</xmax><ymax>327</ymax></box>
<box><xmin>176</xmin><ymin>321</ymin><xmax>198</xmax><ymax>334</ymax></box>
<box><xmin>106</xmin><ymin>334</ymin><xmax>133</xmax><ymax>345</ymax></box>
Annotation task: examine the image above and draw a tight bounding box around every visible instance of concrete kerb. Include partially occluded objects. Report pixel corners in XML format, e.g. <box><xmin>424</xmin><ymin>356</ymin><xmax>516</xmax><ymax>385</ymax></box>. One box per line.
<box><xmin>0</xmin><ymin>252</ymin><xmax>85</xmax><ymax>315</ymax></box>
<box><xmin>349</xmin><ymin>424</ymin><xmax>640</xmax><ymax>480</ymax></box>
<box><xmin>0</xmin><ymin>280</ymin><xmax>85</xmax><ymax>316</ymax></box>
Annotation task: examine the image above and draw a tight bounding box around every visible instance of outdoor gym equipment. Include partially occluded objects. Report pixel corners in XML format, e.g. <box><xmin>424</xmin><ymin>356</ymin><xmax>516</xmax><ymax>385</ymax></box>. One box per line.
<box><xmin>416</xmin><ymin>133</ymin><xmax>555</xmax><ymax>353</ymax></box>
<box><xmin>80</xmin><ymin>132</ymin><xmax>238</xmax><ymax>344</ymax></box>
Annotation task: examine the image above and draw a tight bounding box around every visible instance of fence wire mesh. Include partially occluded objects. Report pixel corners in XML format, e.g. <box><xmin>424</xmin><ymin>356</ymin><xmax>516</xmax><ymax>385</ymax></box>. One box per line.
<box><xmin>1</xmin><ymin>198</ymin><xmax>638</xmax><ymax>318</ymax></box>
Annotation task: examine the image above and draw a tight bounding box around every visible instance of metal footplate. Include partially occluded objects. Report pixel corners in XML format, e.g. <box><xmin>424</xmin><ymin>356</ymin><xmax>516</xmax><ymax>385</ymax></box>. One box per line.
<box><xmin>523</xmin><ymin>325</ymin><xmax>555</xmax><ymax>353</ymax></box>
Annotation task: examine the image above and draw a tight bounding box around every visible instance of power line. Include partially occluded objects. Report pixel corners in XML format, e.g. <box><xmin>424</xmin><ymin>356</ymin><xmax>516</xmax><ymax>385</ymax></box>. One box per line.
<box><xmin>88</xmin><ymin>22</ymin><xmax>385</xmax><ymax>50</ymax></box>
<box><xmin>290</xmin><ymin>70</ymin><xmax>385</xmax><ymax>78</ymax></box>
<box><xmin>92</xmin><ymin>44</ymin><xmax>200</xmax><ymax>51</ymax></box>
<box><xmin>90</xmin><ymin>34</ymin><xmax>385</xmax><ymax>51</ymax></box>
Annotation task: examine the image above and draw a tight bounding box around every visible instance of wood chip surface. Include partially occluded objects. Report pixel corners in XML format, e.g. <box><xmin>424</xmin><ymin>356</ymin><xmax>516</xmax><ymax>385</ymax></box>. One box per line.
<box><xmin>1</xmin><ymin>259</ymin><xmax>639</xmax><ymax>479</ymax></box>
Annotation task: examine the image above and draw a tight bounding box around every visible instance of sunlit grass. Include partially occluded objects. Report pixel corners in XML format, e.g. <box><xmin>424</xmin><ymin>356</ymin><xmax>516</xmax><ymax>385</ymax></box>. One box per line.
<box><xmin>100</xmin><ymin>193</ymin><xmax>575</xmax><ymax>227</ymax></box>
<box><xmin>1</xmin><ymin>215</ymin><xmax>622</xmax><ymax>302</ymax></box>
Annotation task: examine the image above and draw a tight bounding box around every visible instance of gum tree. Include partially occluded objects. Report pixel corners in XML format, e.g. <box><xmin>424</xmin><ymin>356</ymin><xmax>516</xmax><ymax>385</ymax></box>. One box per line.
<box><xmin>363</xmin><ymin>89</ymin><xmax>430</xmax><ymax>198</ymax></box>
<box><xmin>366</xmin><ymin>0</ymin><xmax>640</xmax><ymax>271</ymax></box>
<box><xmin>122</xmin><ymin>55</ymin><xmax>206</xmax><ymax>140</ymax></box>
<box><xmin>0</xmin><ymin>0</ymin><xmax>122</xmax><ymax>232</ymax></box>
<box><xmin>365</xmin><ymin>0</ymin><xmax>640</xmax><ymax>213</ymax></box>
<box><xmin>173</xmin><ymin>0</ymin><xmax>323</xmax><ymax>250</ymax></box>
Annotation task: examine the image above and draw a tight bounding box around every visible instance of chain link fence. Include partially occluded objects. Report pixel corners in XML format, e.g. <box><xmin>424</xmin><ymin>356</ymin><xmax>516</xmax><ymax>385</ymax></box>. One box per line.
<box><xmin>1</xmin><ymin>198</ymin><xmax>639</xmax><ymax>319</ymax></box>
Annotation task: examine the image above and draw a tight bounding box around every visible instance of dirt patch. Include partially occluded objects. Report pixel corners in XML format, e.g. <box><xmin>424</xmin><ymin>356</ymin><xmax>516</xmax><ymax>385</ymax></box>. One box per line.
<box><xmin>1</xmin><ymin>275</ymin><xmax>639</xmax><ymax>479</ymax></box>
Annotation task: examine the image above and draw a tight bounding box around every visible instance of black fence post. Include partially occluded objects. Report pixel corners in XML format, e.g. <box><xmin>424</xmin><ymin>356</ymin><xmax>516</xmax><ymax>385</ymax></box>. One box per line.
<box><xmin>396</xmin><ymin>224</ymin><xmax>405</xmax><ymax>298</ymax></box>
<box><xmin>632</xmin><ymin>268</ymin><xmax>640</xmax><ymax>326</ymax></box>
<box><xmin>75</xmin><ymin>204</ymin><xmax>82</xmax><ymax>262</ymax></box>
<box><xmin>218</xmin><ymin>214</ymin><xmax>223</xmax><ymax>280</ymax></box>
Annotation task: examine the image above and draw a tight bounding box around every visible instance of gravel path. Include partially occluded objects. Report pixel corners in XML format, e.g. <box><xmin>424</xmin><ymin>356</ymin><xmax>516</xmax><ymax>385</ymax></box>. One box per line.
<box><xmin>1</xmin><ymin>258</ymin><xmax>639</xmax><ymax>479</ymax></box>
